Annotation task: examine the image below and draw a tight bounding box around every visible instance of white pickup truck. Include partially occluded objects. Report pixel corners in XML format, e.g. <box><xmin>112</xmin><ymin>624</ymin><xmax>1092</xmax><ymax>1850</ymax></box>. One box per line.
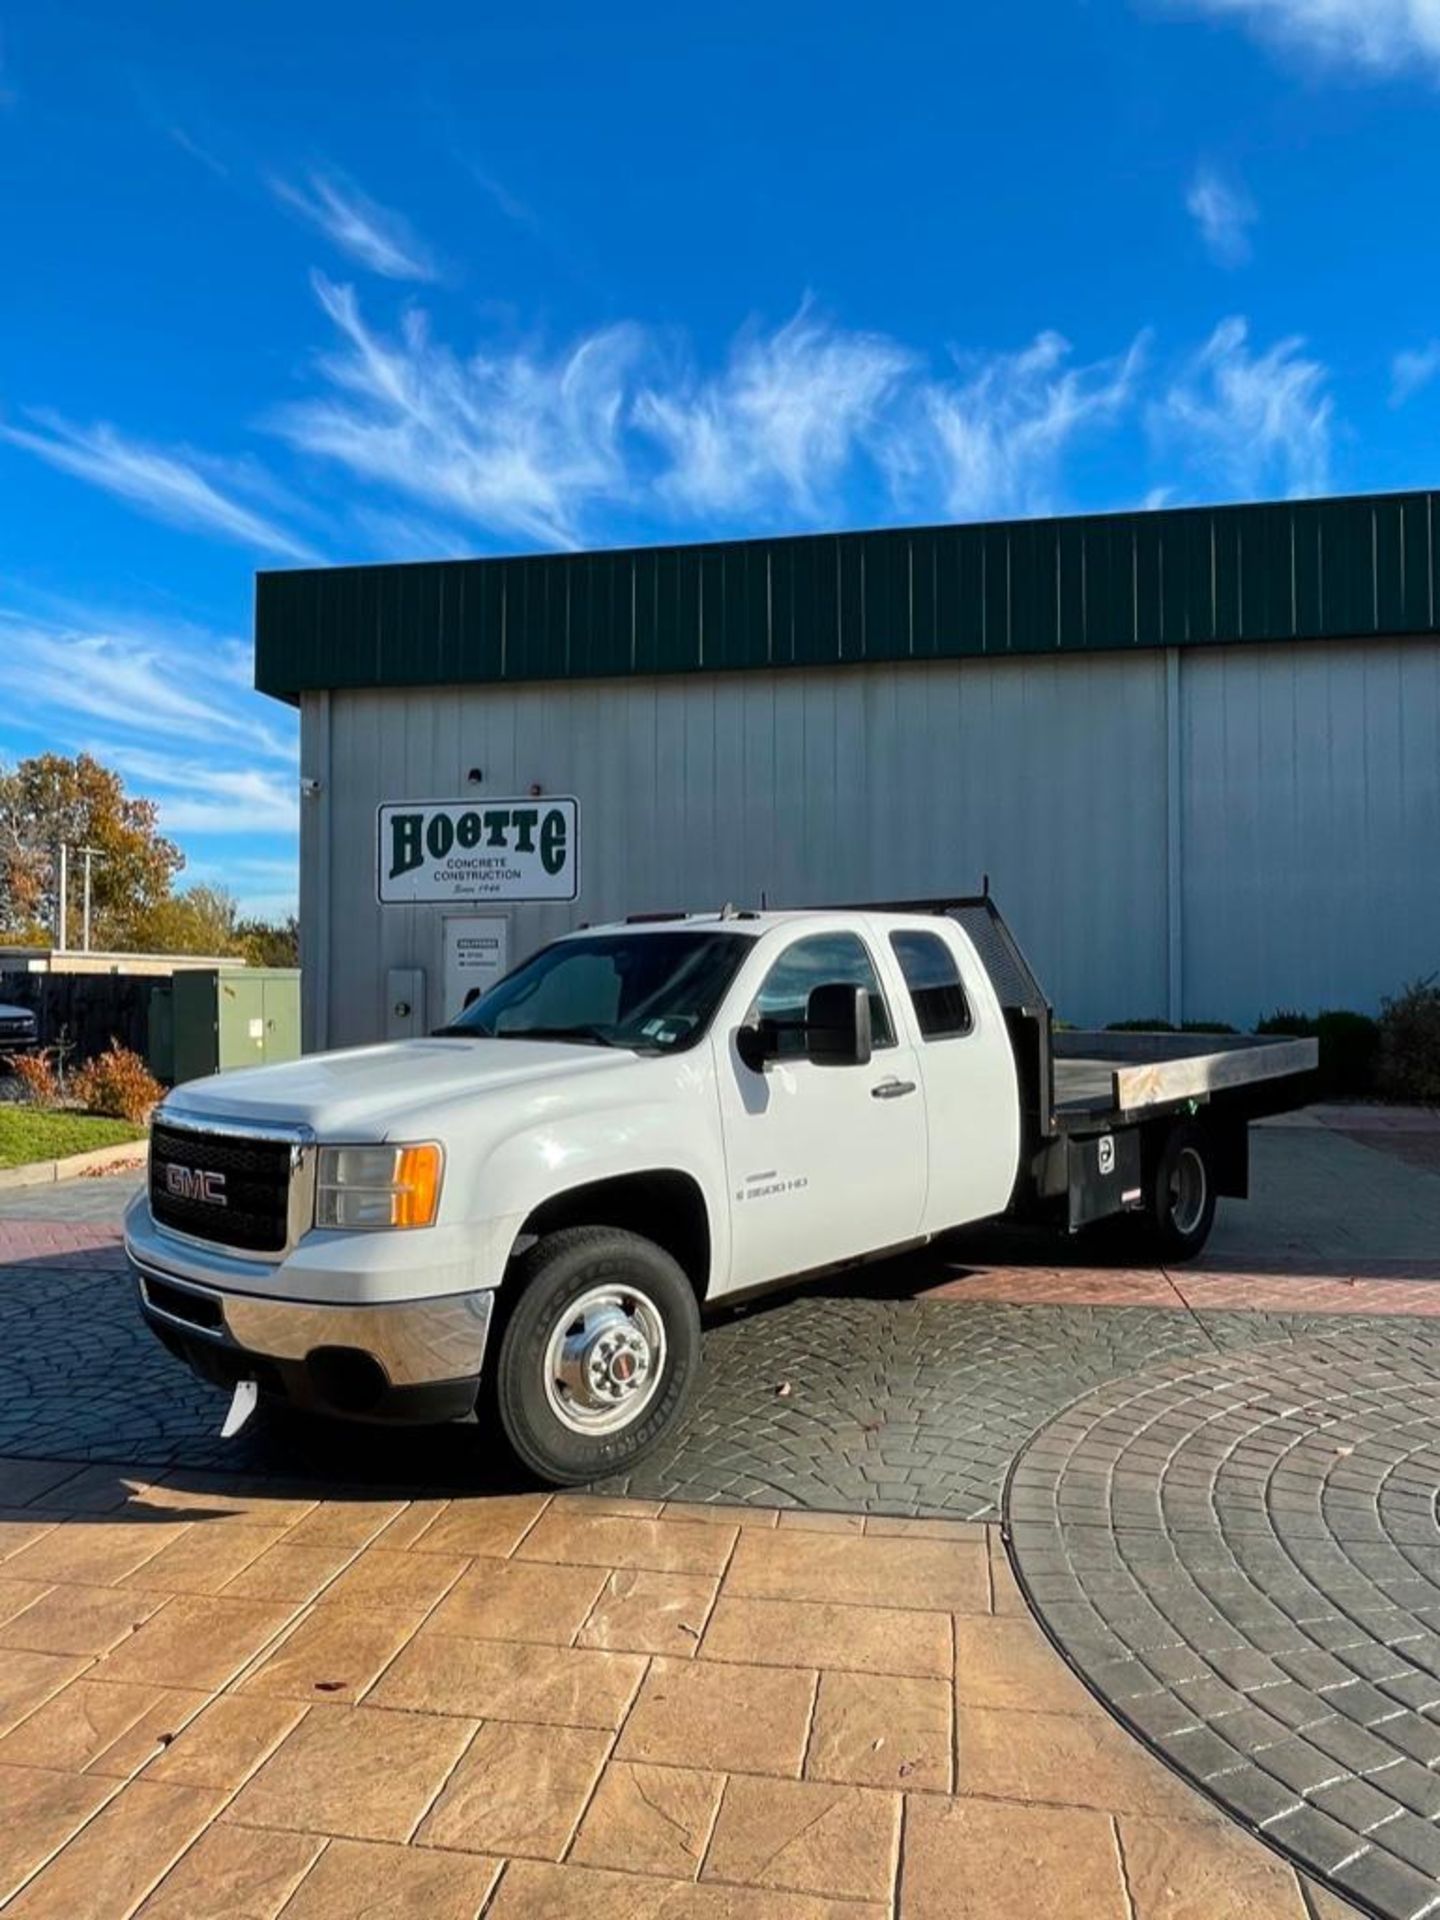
<box><xmin>127</xmin><ymin>898</ymin><xmax>1317</xmax><ymax>1485</ymax></box>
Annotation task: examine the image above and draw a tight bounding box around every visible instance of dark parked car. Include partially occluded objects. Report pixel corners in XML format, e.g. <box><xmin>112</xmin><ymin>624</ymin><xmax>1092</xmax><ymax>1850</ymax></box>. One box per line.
<box><xmin>0</xmin><ymin>1003</ymin><xmax>38</xmax><ymax>1051</ymax></box>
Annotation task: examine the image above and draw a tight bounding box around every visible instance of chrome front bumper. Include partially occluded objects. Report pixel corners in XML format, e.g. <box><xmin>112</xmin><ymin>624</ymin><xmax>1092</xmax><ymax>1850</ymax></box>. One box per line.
<box><xmin>132</xmin><ymin>1252</ymin><xmax>495</xmax><ymax>1386</ymax></box>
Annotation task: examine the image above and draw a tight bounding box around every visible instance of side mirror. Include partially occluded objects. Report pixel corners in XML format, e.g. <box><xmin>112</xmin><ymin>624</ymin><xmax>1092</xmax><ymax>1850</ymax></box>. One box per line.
<box><xmin>736</xmin><ymin>1018</ymin><xmax>779</xmax><ymax>1073</ymax></box>
<box><xmin>805</xmin><ymin>983</ymin><xmax>873</xmax><ymax>1068</ymax></box>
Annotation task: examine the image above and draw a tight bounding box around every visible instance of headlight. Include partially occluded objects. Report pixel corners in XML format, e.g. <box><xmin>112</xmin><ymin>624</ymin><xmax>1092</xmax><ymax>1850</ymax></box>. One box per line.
<box><xmin>315</xmin><ymin>1143</ymin><xmax>443</xmax><ymax>1230</ymax></box>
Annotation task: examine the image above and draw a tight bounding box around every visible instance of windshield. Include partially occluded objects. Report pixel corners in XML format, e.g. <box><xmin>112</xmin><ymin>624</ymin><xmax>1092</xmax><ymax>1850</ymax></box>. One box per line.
<box><xmin>439</xmin><ymin>929</ymin><xmax>753</xmax><ymax>1051</ymax></box>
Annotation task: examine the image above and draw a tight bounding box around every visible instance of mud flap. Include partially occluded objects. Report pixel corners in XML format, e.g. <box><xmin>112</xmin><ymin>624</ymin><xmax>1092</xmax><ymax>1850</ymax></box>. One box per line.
<box><xmin>220</xmin><ymin>1378</ymin><xmax>259</xmax><ymax>1439</ymax></box>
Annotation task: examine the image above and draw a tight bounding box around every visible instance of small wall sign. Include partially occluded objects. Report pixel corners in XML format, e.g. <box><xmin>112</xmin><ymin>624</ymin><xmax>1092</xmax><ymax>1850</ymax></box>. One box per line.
<box><xmin>378</xmin><ymin>798</ymin><xmax>579</xmax><ymax>903</ymax></box>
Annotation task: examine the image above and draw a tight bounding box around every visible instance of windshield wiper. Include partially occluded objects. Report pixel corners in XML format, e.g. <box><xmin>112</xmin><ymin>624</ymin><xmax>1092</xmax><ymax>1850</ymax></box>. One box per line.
<box><xmin>516</xmin><ymin>1024</ymin><xmax>619</xmax><ymax>1046</ymax></box>
<box><xmin>433</xmin><ymin>1022</ymin><xmax>620</xmax><ymax>1047</ymax></box>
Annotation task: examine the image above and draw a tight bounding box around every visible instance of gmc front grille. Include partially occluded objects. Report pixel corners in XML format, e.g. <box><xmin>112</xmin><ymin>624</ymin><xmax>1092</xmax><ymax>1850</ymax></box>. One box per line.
<box><xmin>149</xmin><ymin>1120</ymin><xmax>296</xmax><ymax>1254</ymax></box>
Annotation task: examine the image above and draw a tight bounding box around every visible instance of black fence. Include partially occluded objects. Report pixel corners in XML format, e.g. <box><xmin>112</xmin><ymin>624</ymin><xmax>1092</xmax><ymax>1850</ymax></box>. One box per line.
<box><xmin>0</xmin><ymin>971</ymin><xmax>153</xmax><ymax>1067</ymax></box>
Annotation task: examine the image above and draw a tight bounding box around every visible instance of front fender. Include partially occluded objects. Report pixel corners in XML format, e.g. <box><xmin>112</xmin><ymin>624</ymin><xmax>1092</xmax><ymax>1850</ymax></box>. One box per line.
<box><xmin>459</xmin><ymin>1099</ymin><xmax>729</xmax><ymax>1296</ymax></box>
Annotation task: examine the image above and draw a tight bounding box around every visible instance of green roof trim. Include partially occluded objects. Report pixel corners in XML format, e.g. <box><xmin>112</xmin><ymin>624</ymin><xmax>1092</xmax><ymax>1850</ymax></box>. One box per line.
<box><xmin>254</xmin><ymin>490</ymin><xmax>1440</xmax><ymax>702</ymax></box>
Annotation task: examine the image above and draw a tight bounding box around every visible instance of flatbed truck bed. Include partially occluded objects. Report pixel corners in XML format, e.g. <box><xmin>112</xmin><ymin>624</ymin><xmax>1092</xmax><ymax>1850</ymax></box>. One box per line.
<box><xmin>1051</xmin><ymin>1030</ymin><xmax>1319</xmax><ymax>1128</ymax></box>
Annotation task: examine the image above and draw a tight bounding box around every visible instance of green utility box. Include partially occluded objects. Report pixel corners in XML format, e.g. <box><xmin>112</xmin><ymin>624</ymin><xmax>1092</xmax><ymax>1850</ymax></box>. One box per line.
<box><xmin>150</xmin><ymin>969</ymin><xmax>301</xmax><ymax>1085</ymax></box>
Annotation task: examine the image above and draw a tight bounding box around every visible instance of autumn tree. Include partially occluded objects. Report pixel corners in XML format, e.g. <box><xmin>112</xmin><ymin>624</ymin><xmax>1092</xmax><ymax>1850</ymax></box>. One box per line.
<box><xmin>0</xmin><ymin>753</ymin><xmax>184</xmax><ymax>948</ymax></box>
<box><xmin>130</xmin><ymin>884</ymin><xmax>243</xmax><ymax>957</ymax></box>
<box><xmin>236</xmin><ymin>914</ymin><xmax>300</xmax><ymax>968</ymax></box>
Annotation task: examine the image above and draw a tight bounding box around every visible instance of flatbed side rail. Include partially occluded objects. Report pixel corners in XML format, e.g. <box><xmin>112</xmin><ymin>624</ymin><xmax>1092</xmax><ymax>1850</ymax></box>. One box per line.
<box><xmin>1053</xmin><ymin>1031</ymin><xmax>1321</xmax><ymax>1121</ymax></box>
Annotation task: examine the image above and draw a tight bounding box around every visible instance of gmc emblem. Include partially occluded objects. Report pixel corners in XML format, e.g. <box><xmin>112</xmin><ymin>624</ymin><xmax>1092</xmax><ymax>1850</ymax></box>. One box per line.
<box><xmin>164</xmin><ymin>1164</ymin><xmax>228</xmax><ymax>1207</ymax></box>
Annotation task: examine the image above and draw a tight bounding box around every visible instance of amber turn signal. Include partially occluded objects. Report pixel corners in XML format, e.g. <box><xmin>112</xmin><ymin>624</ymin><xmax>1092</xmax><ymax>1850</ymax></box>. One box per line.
<box><xmin>393</xmin><ymin>1143</ymin><xmax>443</xmax><ymax>1228</ymax></box>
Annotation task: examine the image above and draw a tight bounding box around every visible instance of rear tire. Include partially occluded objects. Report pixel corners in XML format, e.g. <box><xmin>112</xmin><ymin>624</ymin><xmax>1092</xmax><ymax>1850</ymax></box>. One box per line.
<box><xmin>493</xmin><ymin>1226</ymin><xmax>701</xmax><ymax>1487</ymax></box>
<box><xmin>1144</xmin><ymin>1121</ymin><xmax>1216</xmax><ymax>1262</ymax></box>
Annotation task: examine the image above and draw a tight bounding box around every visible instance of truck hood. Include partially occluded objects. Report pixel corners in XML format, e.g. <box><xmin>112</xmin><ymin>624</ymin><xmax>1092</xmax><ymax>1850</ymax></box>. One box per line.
<box><xmin>160</xmin><ymin>1038</ymin><xmax>634</xmax><ymax>1139</ymax></box>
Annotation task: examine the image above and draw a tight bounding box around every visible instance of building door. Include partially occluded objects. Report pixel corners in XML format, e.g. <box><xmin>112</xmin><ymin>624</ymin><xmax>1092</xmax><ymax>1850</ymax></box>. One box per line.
<box><xmin>715</xmin><ymin>929</ymin><xmax>927</xmax><ymax>1294</ymax></box>
<box><xmin>443</xmin><ymin>915</ymin><xmax>510</xmax><ymax>1021</ymax></box>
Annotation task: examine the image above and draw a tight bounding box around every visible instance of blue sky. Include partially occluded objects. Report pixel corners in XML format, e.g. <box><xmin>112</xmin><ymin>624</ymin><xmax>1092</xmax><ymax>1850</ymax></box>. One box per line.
<box><xmin>3</xmin><ymin>0</ymin><xmax>1440</xmax><ymax>919</ymax></box>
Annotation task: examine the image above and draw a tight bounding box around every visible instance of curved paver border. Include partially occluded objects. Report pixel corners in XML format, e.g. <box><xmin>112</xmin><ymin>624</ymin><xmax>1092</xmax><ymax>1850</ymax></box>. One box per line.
<box><xmin>1005</xmin><ymin>1328</ymin><xmax>1440</xmax><ymax>1920</ymax></box>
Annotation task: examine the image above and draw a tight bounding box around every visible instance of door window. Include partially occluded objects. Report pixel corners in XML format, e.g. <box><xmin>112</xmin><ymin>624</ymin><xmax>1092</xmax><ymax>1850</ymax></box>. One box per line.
<box><xmin>890</xmin><ymin>930</ymin><xmax>973</xmax><ymax>1039</ymax></box>
<box><xmin>751</xmin><ymin>933</ymin><xmax>895</xmax><ymax>1058</ymax></box>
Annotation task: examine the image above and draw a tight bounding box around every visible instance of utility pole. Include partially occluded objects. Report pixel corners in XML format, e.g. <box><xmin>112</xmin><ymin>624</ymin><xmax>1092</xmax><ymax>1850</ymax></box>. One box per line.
<box><xmin>56</xmin><ymin>843</ymin><xmax>67</xmax><ymax>953</ymax></box>
<box><xmin>78</xmin><ymin>847</ymin><xmax>105</xmax><ymax>953</ymax></box>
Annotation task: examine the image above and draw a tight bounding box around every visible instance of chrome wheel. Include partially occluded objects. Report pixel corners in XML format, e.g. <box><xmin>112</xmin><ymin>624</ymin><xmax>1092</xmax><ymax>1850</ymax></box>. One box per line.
<box><xmin>541</xmin><ymin>1285</ymin><xmax>667</xmax><ymax>1436</ymax></box>
<box><xmin>1168</xmin><ymin>1145</ymin><xmax>1208</xmax><ymax>1238</ymax></box>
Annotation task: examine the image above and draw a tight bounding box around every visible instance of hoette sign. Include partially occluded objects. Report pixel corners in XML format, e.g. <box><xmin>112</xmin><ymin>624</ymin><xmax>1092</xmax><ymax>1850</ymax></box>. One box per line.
<box><xmin>378</xmin><ymin>798</ymin><xmax>579</xmax><ymax>903</ymax></box>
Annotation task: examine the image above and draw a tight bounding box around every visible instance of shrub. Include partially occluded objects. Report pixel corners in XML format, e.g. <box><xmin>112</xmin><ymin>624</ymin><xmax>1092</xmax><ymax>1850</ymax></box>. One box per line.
<box><xmin>1256</xmin><ymin>1010</ymin><xmax>1313</xmax><ymax>1038</ymax></box>
<box><xmin>69</xmin><ymin>1041</ymin><xmax>163</xmax><ymax>1124</ymax></box>
<box><xmin>1377</xmin><ymin>979</ymin><xmax>1440</xmax><ymax>1105</ymax></box>
<box><xmin>1102</xmin><ymin>1018</ymin><xmax>1235</xmax><ymax>1035</ymax></box>
<box><xmin>1316</xmin><ymin>1010</ymin><xmax>1381</xmax><ymax>1098</ymax></box>
<box><xmin>5</xmin><ymin>1049</ymin><xmax>62</xmax><ymax>1108</ymax></box>
<box><xmin>1256</xmin><ymin>1007</ymin><xmax>1380</xmax><ymax>1098</ymax></box>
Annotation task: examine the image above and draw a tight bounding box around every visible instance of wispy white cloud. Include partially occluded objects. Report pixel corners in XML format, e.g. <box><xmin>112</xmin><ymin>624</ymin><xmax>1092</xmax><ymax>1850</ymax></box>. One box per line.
<box><xmin>0</xmin><ymin>607</ymin><xmax>298</xmax><ymax>899</ymax></box>
<box><xmin>281</xmin><ymin>284</ymin><xmax>1143</xmax><ymax>541</ymax></box>
<box><xmin>0</xmin><ymin>413</ymin><xmax>321</xmax><ymax>562</ymax></box>
<box><xmin>181</xmin><ymin>850</ymin><xmax>300</xmax><ymax>911</ymax></box>
<box><xmin>275</xmin><ymin>274</ymin><xmax>643</xmax><ymax>546</ymax></box>
<box><xmin>1173</xmin><ymin>0</ymin><xmax>1440</xmax><ymax>73</ymax></box>
<box><xmin>635</xmin><ymin>308</ymin><xmax>915</xmax><ymax>518</ymax></box>
<box><xmin>1186</xmin><ymin>166</ymin><xmax>1257</xmax><ymax>266</ymax></box>
<box><xmin>271</xmin><ymin>282</ymin><xmax>1346</xmax><ymax>545</ymax></box>
<box><xmin>97</xmin><ymin>747</ymin><xmax>298</xmax><ymax>835</ymax></box>
<box><xmin>1148</xmin><ymin>316</ymin><xmax>1332</xmax><ymax>496</ymax></box>
<box><xmin>210</xmin><ymin>636</ymin><xmax>260</xmax><ymax>690</ymax></box>
<box><xmin>349</xmin><ymin>505</ymin><xmax>481</xmax><ymax>560</ymax></box>
<box><xmin>1391</xmin><ymin>341</ymin><xmax>1440</xmax><ymax>405</ymax></box>
<box><xmin>169</xmin><ymin>126</ymin><xmax>229</xmax><ymax>178</ymax></box>
<box><xmin>271</xmin><ymin>170</ymin><xmax>440</xmax><ymax>282</ymax></box>
<box><xmin>0</xmin><ymin>612</ymin><xmax>294</xmax><ymax>764</ymax></box>
<box><xmin>889</xmin><ymin>331</ymin><xmax>1147</xmax><ymax>520</ymax></box>
<box><xmin>466</xmin><ymin>163</ymin><xmax>540</xmax><ymax>233</ymax></box>
<box><xmin>190</xmin><ymin>855</ymin><xmax>298</xmax><ymax>884</ymax></box>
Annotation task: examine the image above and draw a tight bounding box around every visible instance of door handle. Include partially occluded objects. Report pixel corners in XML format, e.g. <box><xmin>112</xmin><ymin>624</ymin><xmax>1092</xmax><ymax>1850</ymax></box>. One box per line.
<box><xmin>871</xmin><ymin>1078</ymin><xmax>917</xmax><ymax>1100</ymax></box>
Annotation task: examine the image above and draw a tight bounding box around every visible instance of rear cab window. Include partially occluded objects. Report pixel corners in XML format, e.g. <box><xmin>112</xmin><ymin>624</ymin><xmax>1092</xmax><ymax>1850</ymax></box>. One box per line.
<box><xmin>889</xmin><ymin>930</ymin><xmax>973</xmax><ymax>1040</ymax></box>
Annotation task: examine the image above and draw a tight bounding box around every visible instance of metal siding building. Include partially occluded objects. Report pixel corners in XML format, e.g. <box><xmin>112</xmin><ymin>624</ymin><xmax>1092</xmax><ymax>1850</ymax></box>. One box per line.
<box><xmin>256</xmin><ymin>493</ymin><xmax>1440</xmax><ymax>1049</ymax></box>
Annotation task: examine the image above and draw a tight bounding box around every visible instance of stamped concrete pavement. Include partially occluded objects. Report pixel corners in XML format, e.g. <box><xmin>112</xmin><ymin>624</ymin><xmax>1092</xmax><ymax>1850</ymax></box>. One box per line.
<box><xmin>3</xmin><ymin>1109</ymin><xmax>1440</xmax><ymax>1914</ymax></box>
<box><xmin>0</xmin><ymin>1461</ymin><xmax>1344</xmax><ymax>1918</ymax></box>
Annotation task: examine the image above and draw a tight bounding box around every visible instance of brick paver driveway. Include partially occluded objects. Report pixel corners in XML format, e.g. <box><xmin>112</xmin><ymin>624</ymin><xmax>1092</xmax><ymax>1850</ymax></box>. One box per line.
<box><xmin>6</xmin><ymin>1112</ymin><xmax>1440</xmax><ymax>1518</ymax></box>
<box><xmin>3</xmin><ymin>1105</ymin><xmax>1440</xmax><ymax>1915</ymax></box>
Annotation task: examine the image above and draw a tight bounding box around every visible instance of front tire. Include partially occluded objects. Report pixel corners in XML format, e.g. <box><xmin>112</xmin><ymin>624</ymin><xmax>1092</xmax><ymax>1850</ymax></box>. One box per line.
<box><xmin>494</xmin><ymin>1226</ymin><xmax>701</xmax><ymax>1486</ymax></box>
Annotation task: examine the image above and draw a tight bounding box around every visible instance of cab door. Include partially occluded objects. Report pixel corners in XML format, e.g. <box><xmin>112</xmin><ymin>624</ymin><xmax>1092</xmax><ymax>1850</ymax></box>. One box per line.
<box><xmin>715</xmin><ymin>929</ymin><xmax>927</xmax><ymax>1295</ymax></box>
<box><xmin>886</xmin><ymin>922</ymin><xmax>1022</xmax><ymax>1233</ymax></box>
